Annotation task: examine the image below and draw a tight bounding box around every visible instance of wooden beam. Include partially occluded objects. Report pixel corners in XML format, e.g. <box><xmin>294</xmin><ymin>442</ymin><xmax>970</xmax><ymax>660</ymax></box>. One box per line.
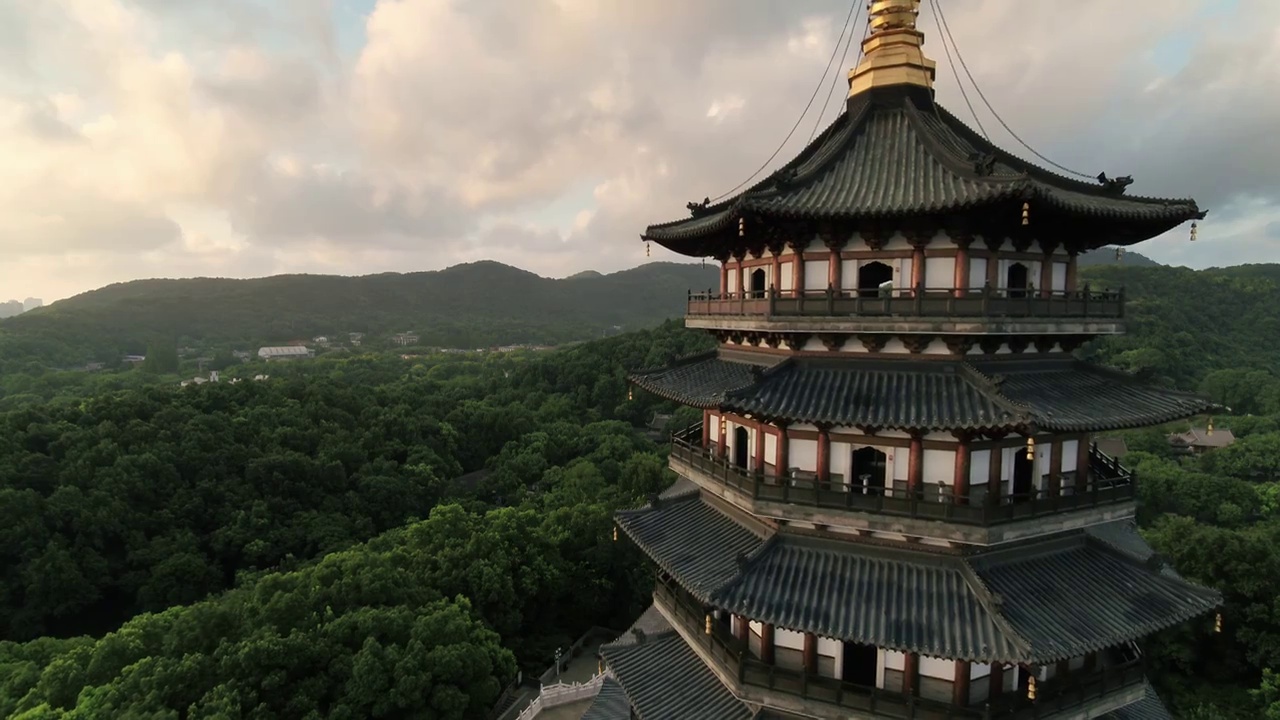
<box><xmin>903</xmin><ymin>652</ymin><xmax>919</xmax><ymax>696</ymax></box>
<box><xmin>954</xmin><ymin>435</ymin><xmax>971</xmax><ymax>505</ymax></box>
<box><xmin>908</xmin><ymin>434</ymin><xmax>923</xmax><ymax>497</ymax></box>
<box><xmin>803</xmin><ymin>633</ymin><xmax>818</xmax><ymax>676</ymax></box>
<box><xmin>817</xmin><ymin>428</ymin><xmax>830</xmax><ymax>482</ymax></box>
<box><xmin>953</xmin><ymin>660</ymin><xmax>972</xmax><ymax>706</ymax></box>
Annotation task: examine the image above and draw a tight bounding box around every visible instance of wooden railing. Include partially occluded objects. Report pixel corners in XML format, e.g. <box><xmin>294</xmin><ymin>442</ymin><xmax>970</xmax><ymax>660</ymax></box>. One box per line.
<box><xmin>687</xmin><ymin>285</ymin><xmax>1124</xmax><ymax>320</ymax></box>
<box><xmin>655</xmin><ymin>578</ymin><xmax>1147</xmax><ymax>720</ymax></box>
<box><xmin>670</xmin><ymin>425</ymin><xmax>1135</xmax><ymax>528</ymax></box>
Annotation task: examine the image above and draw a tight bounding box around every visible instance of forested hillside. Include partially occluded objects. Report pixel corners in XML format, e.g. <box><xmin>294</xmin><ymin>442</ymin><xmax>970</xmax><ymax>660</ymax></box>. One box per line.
<box><xmin>0</xmin><ymin>261</ymin><xmax>717</xmax><ymax>371</ymax></box>
<box><xmin>0</xmin><ymin>321</ymin><xmax>711</xmax><ymax>717</ymax></box>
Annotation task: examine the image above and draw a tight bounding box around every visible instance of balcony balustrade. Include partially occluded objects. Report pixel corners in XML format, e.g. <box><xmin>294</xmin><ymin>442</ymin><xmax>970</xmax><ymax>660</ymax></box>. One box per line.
<box><xmin>687</xmin><ymin>285</ymin><xmax>1124</xmax><ymax>321</ymax></box>
<box><xmin>655</xmin><ymin>578</ymin><xmax>1147</xmax><ymax>720</ymax></box>
<box><xmin>669</xmin><ymin>425</ymin><xmax>1135</xmax><ymax>529</ymax></box>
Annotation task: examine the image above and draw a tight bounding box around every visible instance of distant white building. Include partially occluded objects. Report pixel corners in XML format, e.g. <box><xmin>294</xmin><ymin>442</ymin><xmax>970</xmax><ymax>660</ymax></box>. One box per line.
<box><xmin>391</xmin><ymin>332</ymin><xmax>420</xmax><ymax>346</ymax></box>
<box><xmin>258</xmin><ymin>346</ymin><xmax>314</xmax><ymax>361</ymax></box>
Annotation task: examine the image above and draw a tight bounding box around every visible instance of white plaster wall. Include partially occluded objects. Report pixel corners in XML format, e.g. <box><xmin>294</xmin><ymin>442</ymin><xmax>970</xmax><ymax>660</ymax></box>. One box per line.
<box><xmin>830</xmin><ymin>440</ymin><xmax>852</xmax><ymax>482</ymax></box>
<box><xmin>801</xmin><ymin>336</ymin><xmax>827</xmax><ymax>352</ymax></box>
<box><xmin>779</xmin><ymin>261</ymin><xmax>794</xmax><ymax>291</ymax></box>
<box><xmin>790</xmin><ymin>423</ymin><xmax>820</xmax><ymax>432</ymax></box>
<box><xmin>804</xmin><ymin>260</ymin><xmax>828</xmax><ymax>290</ymax></box>
<box><xmin>898</xmin><ymin>257</ymin><xmax>912</xmax><ymax>288</ymax></box>
<box><xmin>789</xmin><ymin>438</ymin><xmax>818</xmax><ymax>473</ymax></box>
<box><xmin>893</xmin><ymin>448</ymin><xmax>909</xmax><ymax>484</ymax></box>
<box><xmin>818</xmin><ymin>637</ymin><xmax>843</xmax><ymax>680</ymax></box>
<box><xmin>884</xmin><ymin>649</ymin><xmax>905</xmax><ymax>671</ymax></box>
<box><xmin>919</xmin><ymin>656</ymin><xmax>954</xmax><ymax>680</ymax></box>
<box><xmin>709</xmin><ymin>414</ymin><xmax>722</xmax><ymax>441</ymax></box>
<box><xmin>765</xmin><ymin>433</ymin><xmax>778</xmax><ymax>466</ymax></box>
<box><xmin>1061</xmin><ymin>439</ymin><xmax>1079</xmax><ymax>474</ymax></box>
<box><xmin>972</xmin><ymin>662</ymin><xmax>992</xmax><ymax>679</ymax></box>
<box><xmin>970</xmin><ymin>449</ymin><xmax>991</xmax><ymax>487</ymax></box>
<box><xmin>841</xmin><ymin>259</ymin><xmax>857</xmax><ymax>291</ymax></box>
<box><xmin>1052</xmin><ymin>262</ymin><xmax>1068</xmax><ymax>291</ymax></box>
<box><xmin>924</xmin><ymin>257</ymin><xmax>955</xmax><ymax>290</ymax></box>
<box><xmin>921</xmin><ymin>338</ymin><xmax>951</xmax><ymax>355</ymax></box>
<box><xmin>727</xmin><ymin>270</ymin><xmax>739</xmax><ymax>294</ymax></box>
<box><xmin>969</xmin><ymin>258</ymin><xmax>987</xmax><ymax>289</ymax></box>
<box><xmin>923</xmin><ymin>448</ymin><xmax>956</xmax><ymax>486</ymax></box>
<box><xmin>775</xmin><ymin>628</ymin><xmax>805</xmax><ymax>650</ymax></box>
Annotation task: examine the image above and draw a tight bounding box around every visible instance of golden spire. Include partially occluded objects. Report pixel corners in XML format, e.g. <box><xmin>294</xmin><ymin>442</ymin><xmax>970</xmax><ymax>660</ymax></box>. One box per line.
<box><xmin>848</xmin><ymin>0</ymin><xmax>937</xmax><ymax>97</ymax></box>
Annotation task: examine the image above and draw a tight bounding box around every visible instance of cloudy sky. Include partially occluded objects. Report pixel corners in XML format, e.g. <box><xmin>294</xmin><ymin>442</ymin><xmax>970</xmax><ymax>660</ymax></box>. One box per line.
<box><xmin>1</xmin><ymin>0</ymin><xmax>1276</xmax><ymax>302</ymax></box>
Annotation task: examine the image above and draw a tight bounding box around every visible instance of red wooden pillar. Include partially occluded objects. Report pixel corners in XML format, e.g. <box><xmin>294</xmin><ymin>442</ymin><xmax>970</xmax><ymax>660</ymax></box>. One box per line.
<box><xmin>816</xmin><ymin>427</ymin><xmax>830</xmax><ymax>483</ymax></box>
<box><xmin>986</xmin><ymin>253</ymin><xmax>999</xmax><ymax>287</ymax></box>
<box><xmin>803</xmin><ymin>633</ymin><xmax>818</xmax><ymax>676</ymax></box>
<box><xmin>1065</xmin><ymin>251</ymin><xmax>1079</xmax><ymax>291</ymax></box>
<box><xmin>738</xmin><ymin>264</ymin><xmax>747</xmax><ymax>297</ymax></box>
<box><xmin>954</xmin><ymin>660</ymin><xmax>972</xmax><ymax>706</ymax></box>
<box><xmin>776</xmin><ymin>426</ymin><xmax>789</xmax><ymax>481</ymax></box>
<box><xmin>753</xmin><ymin>422</ymin><xmax>765</xmax><ymax>473</ymax></box>
<box><xmin>911</xmin><ymin>245</ymin><xmax>925</xmax><ymax>289</ymax></box>
<box><xmin>761</xmin><ymin>624</ymin><xmax>776</xmax><ymax>664</ymax></box>
<box><xmin>989</xmin><ymin>663</ymin><xmax>1005</xmax><ymax>699</ymax></box>
<box><xmin>1048</xmin><ymin>440</ymin><xmax>1063</xmax><ymax>497</ymax></box>
<box><xmin>720</xmin><ymin>262</ymin><xmax>729</xmax><ymax>295</ymax></box>
<box><xmin>954</xmin><ymin>240</ymin><xmax>971</xmax><ymax>297</ymax></box>
<box><xmin>1076</xmin><ymin>436</ymin><xmax>1091</xmax><ymax>491</ymax></box>
<box><xmin>954</xmin><ymin>435</ymin><xmax>971</xmax><ymax>505</ymax></box>
<box><xmin>1040</xmin><ymin>255</ymin><xmax>1053</xmax><ymax>298</ymax></box>
<box><xmin>734</xmin><ymin>615</ymin><xmax>750</xmax><ymax>643</ymax></box>
<box><xmin>771</xmin><ymin>252</ymin><xmax>782</xmax><ymax>294</ymax></box>
<box><xmin>716</xmin><ymin>417</ymin><xmax>727</xmax><ymax>459</ymax></box>
<box><xmin>908</xmin><ymin>434</ymin><xmax>923</xmax><ymax>496</ymax></box>
<box><xmin>794</xmin><ymin>251</ymin><xmax>806</xmax><ymax>293</ymax></box>
<box><xmin>903</xmin><ymin>653</ymin><xmax>920</xmax><ymax>696</ymax></box>
<box><xmin>701</xmin><ymin>411</ymin><xmax>711</xmax><ymax>449</ymax></box>
<box><xmin>1055</xmin><ymin>659</ymin><xmax>1070</xmax><ymax>679</ymax></box>
<box><xmin>828</xmin><ymin>249</ymin><xmax>842</xmax><ymax>295</ymax></box>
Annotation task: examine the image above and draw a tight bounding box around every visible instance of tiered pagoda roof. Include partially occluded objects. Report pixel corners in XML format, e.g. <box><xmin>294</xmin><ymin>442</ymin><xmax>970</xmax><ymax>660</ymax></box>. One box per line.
<box><xmin>615</xmin><ymin>488</ymin><xmax>1220</xmax><ymax>666</ymax></box>
<box><xmin>631</xmin><ymin>349</ymin><xmax>1219</xmax><ymax>433</ymax></box>
<box><xmin>644</xmin><ymin>93</ymin><xmax>1204</xmax><ymax>256</ymax></box>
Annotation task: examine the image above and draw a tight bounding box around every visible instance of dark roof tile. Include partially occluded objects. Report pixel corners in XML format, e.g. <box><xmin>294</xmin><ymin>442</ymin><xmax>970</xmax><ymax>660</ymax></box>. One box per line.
<box><xmin>1101</xmin><ymin>685</ymin><xmax>1175</xmax><ymax>720</ymax></box>
<box><xmin>601</xmin><ymin>625</ymin><xmax>752</xmax><ymax>720</ymax></box>
<box><xmin>579</xmin><ymin>677</ymin><xmax>631</xmax><ymax>720</ymax></box>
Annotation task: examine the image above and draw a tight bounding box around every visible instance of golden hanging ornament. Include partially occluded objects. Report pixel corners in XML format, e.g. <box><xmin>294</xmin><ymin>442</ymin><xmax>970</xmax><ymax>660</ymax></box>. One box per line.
<box><xmin>738</xmin><ymin>217</ymin><xmax>746</xmax><ymax>237</ymax></box>
<box><xmin>705</xmin><ymin>614</ymin><xmax>713</xmax><ymax>635</ymax></box>
<box><xmin>1207</xmin><ymin>417</ymin><xmax>1214</xmax><ymax>437</ymax></box>
<box><xmin>1027</xmin><ymin>674</ymin><xmax>1037</xmax><ymax>701</ymax></box>
<box><xmin>1021</xmin><ymin>202</ymin><xmax>1030</xmax><ymax>226</ymax></box>
<box><xmin>1025</xmin><ymin>436</ymin><xmax>1036</xmax><ymax>461</ymax></box>
<box><xmin>1190</xmin><ymin>221</ymin><xmax>1198</xmax><ymax>242</ymax></box>
<box><xmin>627</xmin><ymin>386</ymin><xmax>633</xmax><ymax>401</ymax></box>
<box><xmin>612</xmin><ymin>526</ymin><xmax>618</xmax><ymax>542</ymax></box>
<box><xmin>1215</xmin><ymin>612</ymin><xmax>1223</xmax><ymax>633</ymax></box>
<box><xmin>646</xmin><ymin>240</ymin><xmax>651</xmax><ymax>257</ymax></box>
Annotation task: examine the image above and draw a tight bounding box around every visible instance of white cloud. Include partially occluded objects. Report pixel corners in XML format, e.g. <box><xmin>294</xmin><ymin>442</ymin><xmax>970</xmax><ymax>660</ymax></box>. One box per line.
<box><xmin>0</xmin><ymin>0</ymin><xmax>1277</xmax><ymax>302</ymax></box>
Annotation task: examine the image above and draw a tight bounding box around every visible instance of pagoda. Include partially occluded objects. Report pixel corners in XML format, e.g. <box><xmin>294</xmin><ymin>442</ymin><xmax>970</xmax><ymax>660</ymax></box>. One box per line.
<box><xmin>589</xmin><ymin>2</ymin><xmax>1223</xmax><ymax>719</ymax></box>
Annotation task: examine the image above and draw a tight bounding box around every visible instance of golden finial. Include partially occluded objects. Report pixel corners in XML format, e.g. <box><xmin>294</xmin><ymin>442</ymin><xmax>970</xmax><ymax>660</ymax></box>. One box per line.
<box><xmin>1215</xmin><ymin>611</ymin><xmax>1223</xmax><ymax>633</ymax></box>
<box><xmin>705</xmin><ymin>614</ymin><xmax>713</xmax><ymax>635</ymax></box>
<box><xmin>612</xmin><ymin>526</ymin><xmax>618</xmax><ymax>542</ymax></box>
<box><xmin>598</xmin><ymin>659</ymin><xmax>604</xmax><ymax>674</ymax></box>
<box><xmin>1021</xmin><ymin>202</ymin><xmax>1030</xmax><ymax>226</ymax></box>
<box><xmin>1025</xmin><ymin>436</ymin><xmax>1036</xmax><ymax>461</ymax></box>
<box><xmin>627</xmin><ymin>386</ymin><xmax>633</xmax><ymax>401</ymax></box>
<box><xmin>1027</xmin><ymin>674</ymin><xmax>1037</xmax><ymax>700</ymax></box>
<box><xmin>1190</xmin><ymin>222</ymin><xmax>1198</xmax><ymax>242</ymax></box>
<box><xmin>847</xmin><ymin>0</ymin><xmax>935</xmax><ymax>96</ymax></box>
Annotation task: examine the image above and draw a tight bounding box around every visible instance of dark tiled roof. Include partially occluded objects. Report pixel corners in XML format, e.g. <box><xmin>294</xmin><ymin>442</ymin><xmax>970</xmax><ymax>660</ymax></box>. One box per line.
<box><xmin>968</xmin><ymin>359</ymin><xmax>1219</xmax><ymax>432</ymax></box>
<box><xmin>1101</xmin><ymin>685</ymin><xmax>1174</xmax><ymax>720</ymax></box>
<box><xmin>579</xmin><ymin>677</ymin><xmax>631</xmax><ymax>720</ymax></box>
<box><xmin>726</xmin><ymin>359</ymin><xmax>1018</xmax><ymax>431</ymax></box>
<box><xmin>618</xmin><ymin>498</ymin><xmax>1220</xmax><ymax>664</ymax></box>
<box><xmin>615</xmin><ymin>493</ymin><xmax>766</xmax><ymax>601</ymax></box>
<box><xmin>601</xmin><ymin>624</ymin><xmax>752</xmax><ymax>720</ymax></box>
<box><xmin>630</xmin><ymin>354</ymin><xmax>1217</xmax><ymax>433</ymax></box>
<box><xmin>969</xmin><ymin>536</ymin><xmax>1221</xmax><ymax>663</ymax></box>
<box><xmin>713</xmin><ymin>536</ymin><xmax>1027</xmax><ymax>662</ymax></box>
<box><xmin>644</xmin><ymin>94</ymin><xmax>1202</xmax><ymax>249</ymax></box>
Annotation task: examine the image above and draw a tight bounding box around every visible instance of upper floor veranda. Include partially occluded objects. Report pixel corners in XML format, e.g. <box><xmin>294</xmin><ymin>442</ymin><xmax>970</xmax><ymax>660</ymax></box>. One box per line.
<box><xmin>694</xmin><ymin>233</ymin><xmax>1126</xmax><ymax>339</ymax></box>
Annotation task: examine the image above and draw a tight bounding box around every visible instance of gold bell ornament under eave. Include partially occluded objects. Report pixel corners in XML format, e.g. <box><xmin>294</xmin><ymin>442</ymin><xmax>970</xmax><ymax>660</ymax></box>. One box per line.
<box><xmin>1021</xmin><ymin>202</ymin><xmax>1030</xmax><ymax>226</ymax></box>
<box><xmin>1025</xmin><ymin>436</ymin><xmax>1036</xmax><ymax>461</ymax></box>
<box><xmin>1190</xmin><ymin>221</ymin><xmax>1198</xmax><ymax>242</ymax></box>
<box><xmin>1027</xmin><ymin>674</ymin><xmax>1037</xmax><ymax>701</ymax></box>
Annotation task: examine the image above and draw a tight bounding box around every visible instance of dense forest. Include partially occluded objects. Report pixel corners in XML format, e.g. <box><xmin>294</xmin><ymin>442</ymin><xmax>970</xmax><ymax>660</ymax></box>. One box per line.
<box><xmin>2</xmin><ymin>259</ymin><xmax>1280</xmax><ymax>717</ymax></box>
<box><xmin>0</xmin><ymin>261</ymin><xmax>718</xmax><ymax>372</ymax></box>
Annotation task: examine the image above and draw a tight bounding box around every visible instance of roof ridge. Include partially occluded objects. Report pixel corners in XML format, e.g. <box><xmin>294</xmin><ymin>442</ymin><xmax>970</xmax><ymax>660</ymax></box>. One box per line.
<box><xmin>957</xmin><ymin>361</ymin><xmax>1034</xmax><ymax>428</ymax></box>
<box><xmin>957</xmin><ymin>556</ymin><xmax>1036</xmax><ymax>662</ymax></box>
<box><xmin>928</xmin><ymin>101</ymin><xmax>1200</xmax><ymax>207</ymax></box>
<box><xmin>1081</xmin><ymin>533</ymin><xmax>1222</xmax><ymax>601</ymax></box>
<box><xmin>708</xmin><ymin>534</ymin><xmax>781</xmax><ymax>608</ymax></box>
<box><xmin>901</xmin><ymin>99</ymin><xmax>1030</xmax><ymax>191</ymax></box>
<box><xmin>742</xmin><ymin>97</ymin><xmax>876</xmax><ymax>205</ymax></box>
